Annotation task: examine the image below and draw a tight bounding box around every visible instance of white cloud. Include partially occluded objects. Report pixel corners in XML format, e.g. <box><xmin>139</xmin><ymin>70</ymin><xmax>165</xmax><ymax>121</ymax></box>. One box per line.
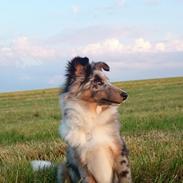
<box><xmin>81</xmin><ymin>38</ymin><xmax>125</xmax><ymax>55</ymax></box>
<box><xmin>0</xmin><ymin>34</ymin><xmax>183</xmax><ymax>71</ymax></box>
<box><xmin>72</xmin><ymin>5</ymin><xmax>80</xmax><ymax>14</ymax></box>
<box><xmin>171</xmin><ymin>40</ymin><xmax>183</xmax><ymax>51</ymax></box>
<box><xmin>72</xmin><ymin>37</ymin><xmax>183</xmax><ymax>71</ymax></box>
<box><xmin>133</xmin><ymin>38</ymin><xmax>152</xmax><ymax>52</ymax></box>
<box><xmin>77</xmin><ymin>37</ymin><xmax>183</xmax><ymax>56</ymax></box>
<box><xmin>92</xmin><ymin>51</ymin><xmax>183</xmax><ymax>72</ymax></box>
<box><xmin>12</xmin><ymin>36</ymin><xmax>57</xmax><ymax>59</ymax></box>
<box><xmin>0</xmin><ymin>36</ymin><xmax>61</xmax><ymax>67</ymax></box>
<box><xmin>115</xmin><ymin>0</ymin><xmax>126</xmax><ymax>7</ymax></box>
<box><xmin>155</xmin><ymin>42</ymin><xmax>165</xmax><ymax>51</ymax></box>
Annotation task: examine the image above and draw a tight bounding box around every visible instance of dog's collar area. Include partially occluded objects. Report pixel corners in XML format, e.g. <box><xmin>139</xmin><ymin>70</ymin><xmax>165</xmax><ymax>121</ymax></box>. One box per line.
<box><xmin>96</xmin><ymin>106</ymin><xmax>102</xmax><ymax>114</ymax></box>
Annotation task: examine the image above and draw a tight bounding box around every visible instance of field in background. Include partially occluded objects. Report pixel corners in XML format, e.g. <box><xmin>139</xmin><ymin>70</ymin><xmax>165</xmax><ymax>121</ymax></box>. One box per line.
<box><xmin>0</xmin><ymin>77</ymin><xmax>183</xmax><ymax>183</ymax></box>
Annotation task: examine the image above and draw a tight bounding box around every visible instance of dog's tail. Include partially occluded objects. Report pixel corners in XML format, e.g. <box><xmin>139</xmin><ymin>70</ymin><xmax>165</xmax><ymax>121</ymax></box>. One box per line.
<box><xmin>31</xmin><ymin>160</ymin><xmax>71</xmax><ymax>182</ymax></box>
<box><xmin>31</xmin><ymin>160</ymin><xmax>53</xmax><ymax>171</ymax></box>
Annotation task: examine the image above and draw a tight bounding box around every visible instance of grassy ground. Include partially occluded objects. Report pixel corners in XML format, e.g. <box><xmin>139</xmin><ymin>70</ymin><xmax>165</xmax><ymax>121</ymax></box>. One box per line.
<box><xmin>0</xmin><ymin>77</ymin><xmax>183</xmax><ymax>183</ymax></box>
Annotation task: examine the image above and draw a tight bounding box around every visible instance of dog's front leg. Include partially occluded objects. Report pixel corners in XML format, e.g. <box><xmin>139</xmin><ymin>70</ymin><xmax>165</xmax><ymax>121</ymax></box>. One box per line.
<box><xmin>85</xmin><ymin>147</ymin><xmax>113</xmax><ymax>183</ymax></box>
<box><xmin>114</xmin><ymin>142</ymin><xmax>132</xmax><ymax>183</ymax></box>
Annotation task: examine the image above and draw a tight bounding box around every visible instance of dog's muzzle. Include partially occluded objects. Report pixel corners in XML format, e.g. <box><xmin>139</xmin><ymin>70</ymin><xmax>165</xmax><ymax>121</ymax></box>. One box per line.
<box><xmin>120</xmin><ymin>91</ymin><xmax>128</xmax><ymax>101</ymax></box>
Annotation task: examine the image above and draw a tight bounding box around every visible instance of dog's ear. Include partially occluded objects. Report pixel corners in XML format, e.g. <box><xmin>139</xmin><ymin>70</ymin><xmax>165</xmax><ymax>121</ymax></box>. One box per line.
<box><xmin>94</xmin><ymin>62</ymin><xmax>110</xmax><ymax>71</ymax></box>
<box><xmin>71</xmin><ymin>57</ymin><xmax>90</xmax><ymax>77</ymax></box>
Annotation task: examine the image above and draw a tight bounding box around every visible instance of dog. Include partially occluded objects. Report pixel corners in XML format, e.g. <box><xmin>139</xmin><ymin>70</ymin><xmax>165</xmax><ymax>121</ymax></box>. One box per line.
<box><xmin>58</xmin><ymin>57</ymin><xmax>132</xmax><ymax>183</ymax></box>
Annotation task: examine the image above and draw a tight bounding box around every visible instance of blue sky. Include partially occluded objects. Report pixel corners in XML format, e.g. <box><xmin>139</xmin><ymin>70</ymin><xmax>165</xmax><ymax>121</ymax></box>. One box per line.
<box><xmin>0</xmin><ymin>0</ymin><xmax>183</xmax><ymax>92</ymax></box>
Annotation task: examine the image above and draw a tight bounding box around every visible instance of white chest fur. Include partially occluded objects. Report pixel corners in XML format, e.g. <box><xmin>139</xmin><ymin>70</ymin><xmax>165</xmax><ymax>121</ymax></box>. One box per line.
<box><xmin>59</xmin><ymin>95</ymin><xmax>120</xmax><ymax>158</ymax></box>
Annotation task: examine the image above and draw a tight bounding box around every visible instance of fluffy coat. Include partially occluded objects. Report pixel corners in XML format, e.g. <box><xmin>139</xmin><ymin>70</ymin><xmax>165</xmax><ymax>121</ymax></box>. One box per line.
<box><xmin>58</xmin><ymin>57</ymin><xmax>132</xmax><ymax>183</ymax></box>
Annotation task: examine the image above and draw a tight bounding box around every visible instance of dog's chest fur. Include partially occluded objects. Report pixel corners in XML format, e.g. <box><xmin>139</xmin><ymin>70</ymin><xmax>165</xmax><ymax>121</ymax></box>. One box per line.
<box><xmin>59</xmin><ymin>94</ymin><xmax>121</xmax><ymax>160</ymax></box>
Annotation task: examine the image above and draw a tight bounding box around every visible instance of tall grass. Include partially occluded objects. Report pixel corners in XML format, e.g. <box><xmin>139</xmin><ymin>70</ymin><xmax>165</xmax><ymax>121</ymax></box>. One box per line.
<box><xmin>0</xmin><ymin>77</ymin><xmax>183</xmax><ymax>182</ymax></box>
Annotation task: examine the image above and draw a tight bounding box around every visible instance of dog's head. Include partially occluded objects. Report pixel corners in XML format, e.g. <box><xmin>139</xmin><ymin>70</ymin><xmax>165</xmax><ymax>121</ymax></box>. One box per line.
<box><xmin>63</xmin><ymin>56</ymin><xmax>128</xmax><ymax>105</ymax></box>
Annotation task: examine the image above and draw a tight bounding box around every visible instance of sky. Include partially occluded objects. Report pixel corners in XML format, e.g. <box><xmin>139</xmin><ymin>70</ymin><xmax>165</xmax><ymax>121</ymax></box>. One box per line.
<box><xmin>0</xmin><ymin>0</ymin><xmax>183</xmax><ymax>92</ymax></box>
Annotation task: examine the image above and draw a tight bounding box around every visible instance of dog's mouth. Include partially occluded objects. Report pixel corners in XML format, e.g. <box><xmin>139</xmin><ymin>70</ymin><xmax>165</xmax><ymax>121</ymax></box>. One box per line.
<box><xmin>100</xmin><ymin>98</ymin><xmax>121</xmax><ymax>105</ymax></box>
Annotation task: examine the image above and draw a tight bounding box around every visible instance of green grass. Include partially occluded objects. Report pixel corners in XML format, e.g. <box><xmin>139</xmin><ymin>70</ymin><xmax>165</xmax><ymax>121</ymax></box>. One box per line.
<box><xmin>0</xmin><ymin>77</ymin><xmax>183</xmax><ymax>183</ymax></box>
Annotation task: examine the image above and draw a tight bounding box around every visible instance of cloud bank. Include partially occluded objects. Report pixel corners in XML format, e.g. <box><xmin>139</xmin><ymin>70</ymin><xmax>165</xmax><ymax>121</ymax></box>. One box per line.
<box><xmin>0</xmin><ymin>31</ymin><xmax>183</xmax><ymax>89</ymax></box>
<box><xmin>1</xmin><ymin>35</ymin><xmax>183</xmax><ymax>68</ymax></box>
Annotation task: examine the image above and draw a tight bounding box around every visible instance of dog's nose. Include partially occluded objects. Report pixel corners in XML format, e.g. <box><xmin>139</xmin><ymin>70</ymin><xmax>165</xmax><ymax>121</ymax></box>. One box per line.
<box><xmin>120</xmin><ymin>91</ymin><xmax>128</xmax><ymax>100</ymax></box>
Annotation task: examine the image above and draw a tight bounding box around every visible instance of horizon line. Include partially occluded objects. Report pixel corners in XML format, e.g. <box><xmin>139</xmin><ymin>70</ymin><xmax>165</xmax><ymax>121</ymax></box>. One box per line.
<box><xmin>1</xmin><ymin>75</ymin><xmax>182</xmax><ymax>95</ymax></box>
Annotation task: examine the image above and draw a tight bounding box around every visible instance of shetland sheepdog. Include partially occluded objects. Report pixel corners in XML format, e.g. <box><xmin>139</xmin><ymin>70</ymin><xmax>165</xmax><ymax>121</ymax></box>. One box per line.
<box><xmin>57</xmin><ymin>57</ymin><xmax>132</xmax><ymax>183</ymax></box>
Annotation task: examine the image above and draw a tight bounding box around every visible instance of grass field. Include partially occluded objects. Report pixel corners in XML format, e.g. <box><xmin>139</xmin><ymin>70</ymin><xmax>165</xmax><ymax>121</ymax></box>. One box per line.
<box><xmin>0</xmin><ymin>77</ymin><xmax>183</xmax><ymax>183</ymax></box>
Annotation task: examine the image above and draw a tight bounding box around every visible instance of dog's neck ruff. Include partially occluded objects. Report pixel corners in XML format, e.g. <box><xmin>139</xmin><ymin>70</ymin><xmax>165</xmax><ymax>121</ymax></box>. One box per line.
<box><xmin>59</xmin><ymin>93</ymin><xmax>121</xmax><ymax>150</ymax></box>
